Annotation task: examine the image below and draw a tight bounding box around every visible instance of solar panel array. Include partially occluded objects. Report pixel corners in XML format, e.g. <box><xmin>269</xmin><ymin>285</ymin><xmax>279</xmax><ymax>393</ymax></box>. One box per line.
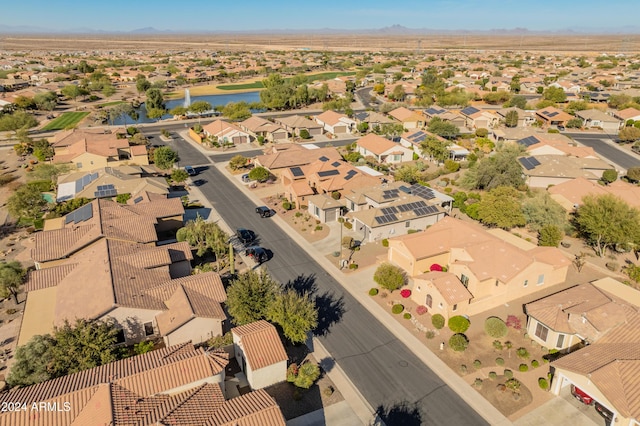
<box><xmin>381</xmin><ymin>206</ymin><xmax>398</xmax><ymax>215</ymax></box>
<box><xmin>344</xmin><ymin>170</ymin><xmax>357</xmax><ymax>180</ymax></box>
<box><xmin>133</xmin><ymin>196</ymin><xmax>143</xmax><ymax>204</ymax></box>
<box><xmin>413</xmin><ymin>205</ymin><xmax>439</xmax><ymax>217</ymax></box>
<box><xmin>319</xmin><ymin>156</ymin><xmax>329</xmax><ymax>162</ymax></box>
<box><xmin>290</xmin><ymin>167</ymin><xmax>304</xmax><ymax>177</ymax></box>
<box><xmin>374</xmin><ymin>213</ymin><xmax>398</xmax><ymax>225</ymax></box>
<box><xmin>425</xmin><ymin>107</ymin><xmax>446</xmax><ymax>115</ymax></box>
<box><xmin>519</xmin><ymin>157</ymin><xmax>541</xmax><ymax>170</ymax></box>
<box><xmin>399</xmin><ymin>185</ymin><xmax>411</xmax><ymax>193</ymax></box>
<box><xmin>64</xmin><ymin>203</ymin><xmax>93</xmax><ymax>225</ymax></box>
<box><xmin>407</xmin><ymin>131</ymin><xmax>426</xmax><ymax>143</ymax></box>
<box><xmin>382</xmin><ymin>189</ymin><xmax>400</xmax><ymax>200</ymax></box>
<box><xmin>542</xmin><ymin>110</ymin><xmax>559</xmax><ymax>118</ymax></box>
<box><xmin>317</xmin><ymin>169</ymin><xmax>339</xmax><ymax>177</ymax></box>
<box><xmin>397</xmin><ymin>200</ymin><xmax>427</xmax><ymax>212</ymax></box>
<box><xmin>518</xmin><ymin>136</ymin><xmax>540</xmax><ymax>147</ymax></box>
<box><xmin>461</xmin><ymin>106</ymin><xmax>480</xmax><ymax>116</ymax></box>
<box><xmin>95</xmin><ymin>184</ymin><xmax>117</xmax><ymax>198</ymax></box>
<box><xmin>409</xmin><ymin>184</ymin><xmax>436</xmax><ymax>200</ymax></box>
<box><xmin>331</xmin><ymin>161</ymin><xmax>341</xmax><ymax>167</ymax></box>
<box><xmin>75</xmin><ymin>172</ymin><xmax>99</xmax><ymax>193</ymax></box>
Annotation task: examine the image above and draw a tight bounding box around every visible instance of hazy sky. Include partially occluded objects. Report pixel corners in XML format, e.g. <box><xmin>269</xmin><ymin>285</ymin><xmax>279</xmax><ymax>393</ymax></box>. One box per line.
<box><xmin>4</xmin><ymin>0</ymin><xmax>639</xmax><ymax>32</ymax></box>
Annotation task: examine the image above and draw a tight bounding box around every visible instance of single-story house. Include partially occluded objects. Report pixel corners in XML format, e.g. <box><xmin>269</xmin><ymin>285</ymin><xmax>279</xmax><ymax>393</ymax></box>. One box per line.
<box><xmin>388</xmin><ymin>107</ymin><xmax>425</xmax><ymax>129</ymax></box>
<box><xmin>356</xmin><ymin>133</ymin><xmax>414</xmax><ymax>164</ymax></box>
<box><xmin>203</xmin><ymin>119</ymin><xmax>250</xmax><ymax>145</ymax></box>
<box><xmin>535</xmin><ymin>106</ymin><xmax>574</xmax><ymax>127</ymax></box>
<box><xmin>315</xmin><ymin>110</ymin><xmax>356</xmax><ymax>135</ymax></box>
<box><xmin>240</xmin><ymin>116</ymin><xmax>288</xmax><ymax>142</ymax></box>
<box><xmin>519</xmin><ymin>154</ymin><xmax>614</xmax><ymax>188</ymax></box>
<box><xmin>275</xmin><ymin>115</ymin><xmax>323</xmax><ymax>137</ymax></box>
<box><xmin>575</xmin><ymin>109</ymin><xmax>622</xmax><ymax>131</ymax></box>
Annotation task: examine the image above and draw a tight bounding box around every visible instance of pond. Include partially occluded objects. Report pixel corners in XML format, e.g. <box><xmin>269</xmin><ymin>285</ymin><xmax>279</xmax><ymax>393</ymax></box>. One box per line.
<box><xmin>112</xmin><ymin>91</ymin><xmax>261</xmax><ymax>125</ymax></box>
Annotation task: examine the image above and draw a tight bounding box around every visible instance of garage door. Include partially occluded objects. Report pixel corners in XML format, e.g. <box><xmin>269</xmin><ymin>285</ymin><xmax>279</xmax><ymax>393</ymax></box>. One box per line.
<box><xmin>333</xmin><ymin>125</ymin><xmax>347</xmax><ymax>134</ymax></box>
<box><xmin>325</xmin><ymin>209</ymin><xmax>337</xmax><ymax>222</ymax></box>
<box><xmin>309</xmin><ymin>128</ymin><xmax>323</xmax><ymax>136</ymax></box>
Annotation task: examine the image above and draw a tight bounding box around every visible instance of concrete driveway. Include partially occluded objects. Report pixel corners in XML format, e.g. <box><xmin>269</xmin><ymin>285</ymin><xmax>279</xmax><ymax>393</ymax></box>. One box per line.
<box><xmin>514</xmin><ymin>387</ymin><xmax>605</xmax><ymax>426</ymax></box>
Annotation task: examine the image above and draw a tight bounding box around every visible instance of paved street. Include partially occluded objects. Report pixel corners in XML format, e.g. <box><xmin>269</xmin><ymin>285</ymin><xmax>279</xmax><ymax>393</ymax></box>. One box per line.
<box><xmin>169</xmin><ymin>139</ymin><xmax>488</xmax><ymax>425</ymax></box>
<box><xmin>564</xmin><ymin>132</ymin><xmax>640</xmax><ymax>170</ymax></box>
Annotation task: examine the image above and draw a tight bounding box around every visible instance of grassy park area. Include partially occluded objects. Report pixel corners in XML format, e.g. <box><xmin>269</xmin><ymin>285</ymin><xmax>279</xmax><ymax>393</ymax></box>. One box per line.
<box><xmin>42</xmin><ymin>112</ymin><xmax>90</xmax><ymax>131</ymax></box>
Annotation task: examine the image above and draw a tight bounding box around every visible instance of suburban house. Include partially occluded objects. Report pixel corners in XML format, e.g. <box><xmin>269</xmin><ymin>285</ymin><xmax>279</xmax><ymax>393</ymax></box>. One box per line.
<box><xmin>0</xmin><ymin>342</ymin><xmax>286</xmax><ymax>425</ymax></box>
<box><xmin>550</xmin><ymin>308</ymin><xmax>640</xmax><ymax>425</ymax></box>
<box><xmin>275</xmin><ymin>115</ymin><xmax>323</xmax><ymax>137</ymax></box>
<box><xmin>519</xmin><ymin>154</ymin><xmax>613</xmax><ymax>188</ymax></box>
<box><xmin>240</xmin><ymin>115</ymin><xmax>288</xmax><ymax>142</ymax></box>
<box><xmin>516</xmin><ymin>134</ymin><xmax>599</xmax><ymax>158</ymax></box>
<box><xmin>548</xmin><ymin>176</ymin><xmax>640</xmax><ymax>211</ymax></box>
<box><xmin>459</xmin><ymin>106</ymin><xmax>499</xmax><ymax>129</ymax></box>
<box><xmin>345</xmin><ymin>183</ymin><xmax>451</xmax><ymax>242</ymax></box>
<box><xmin>356</xmin><ymin>133</ymin><xmax>414</xmax><ymax>164</ymax></box>
<box><xmin>254</xmin><ymin>145</ymin><xmax>343</xmax><ymax>177</ymax></box>
<box><xmin>575</xmin><ymin>109</ymin><xmax>622</xmax><ymax>131</ymax></box>
<box><xmin>549</xmin><ymin>80</ymin><xmax>581</xmax><ymax>93</ymax></box>
<box><xmin>525</xmin><ymin>279</ymin><xmax>639</xmax><ymax>352</ymax></box>
<box><xmin>612</xmin><ymin>107</ymin><xmax>640</xmax><ymax>124</ymax></box>
<box><xmin>389</xmin><ymin>217</ymin><xmax>570</xmax><ymax>318</ymax></box>
<box><xmin>535</xmin><ymin>106</ymin><xmax>574</xmax><ymax>127</ymax></box>
<box><xmin>315</xmin><ymin>110</ymin><xmax>356</xmax><ymax>135</ymax></box>
<box><xmin>353</xmin><ymin>110</ymin><xmax>396</xmax><ymax>128</ymax></box>
<box><xmin>387</xmin><ymin>107</ymin><xmax>425</xmax><ymax>129</ymax></box>
<box><xmin>202</xmin><ymin>119</ymin><xmax>250</xmax><ymax>145</ymax></box>
<box><xmin>307</xmin><ymin>194</ymin><xmax>344</xmax><ymax>223</ymax></box>
<box><xmin>496</xmin><ymin>107</ymin><xmax>536</xmax><ymax>128</ymax></box>
<box><xmin>232</xmin><ymin>320</ymin><xmax>288</xmax><ymax>390</ymax></box>
<box><xmin>55</xmin><ymin>165</ymin><xmax>168</xmax><ymax>202</ymax></box>
<box><xmin>424</xmin><ymin>106</ymin><xmax>467</xmax><ymax>129</ymax></box>
<box><xmin>51</xmin><ymin>128</ymin><xmax>149</xmax><ymax>171</ymax></box>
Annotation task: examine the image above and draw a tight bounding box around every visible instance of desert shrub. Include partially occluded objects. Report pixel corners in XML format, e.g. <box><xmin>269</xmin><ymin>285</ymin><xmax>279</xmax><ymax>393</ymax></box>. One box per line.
<box><xmin>516</xmin><ymin>347</ymin><xmax>530</xmax><ymax>359</ymax></box>
<box><xmin>432</xmin><ymin>314</ymin><xmax>445</xmax><ymax>329</ymax></box>
<box><xmin>460</xmin><ymin>364</ymin><xmax>468</xmax><ymax>374</ymax></box>
<box><xmin>506</xmin><ymin>378</ymin><xmax>521</xmax><ymax>392</ymax></box>
<box><xmin>343</xmin><ymin>221</ymin><xmax>352</xmax><ymax>230</ymax></box>
<box><xmin>403</xmin><ymin>313</ymin><xmax>412</xmax><ymax>320</ymax></box>
<box><xmin>425</xmin><ymin>330</ymin><xmax>436</xmax><ymax>339</ymax></box>
<box><xmin>295</xmin><ymin>212</ymin><xmax>303</xmax><ymax>218</ymax></box>
<box><xmin>6</xmin><ymin>308</ymin><xmax>17</xmax><ymax>315</ymax></box>
<box><xmin>473</xmin><ymin>359</ymin><xmax>482</xmax><ymax>369</ymax></box>
<box><xmin>416</xmin><ymin>305</ymin><xmax>427</xmax><ymax>315</ymax></box>
<box><xmin>493</xmin><ymin>340</ymin><xmax>503</xmax><ymax>350</ymax></box>
<box><xmin>323</xmin><ymin>386</ymin><xmax>334</xmax><ymax>396</ymax></box>
<box><xmin>349</xmin><ymin>263</ymin><xmax>359</xmax><ymax>270</ymax></box>
<box><xmin>496</xmin><ymin>357</ymin><xmax>505</xmax><ymax>366</ymax></box>
<box><xmin>369</xmin><ymin>288</ymin><xmax>379</xmax><ymax>296</ymax></box>
<box><xmin>474</xmin><ymin>378</ymin><xmax>483</xmax><ymax>388</ymax></box>
<box><xmin>506</xmin><ymin>315</ymin><xmax>522</xmax><ymax>330</ymax></box>
<box><xmin>538</xmin><ymin>378</ymin><xmax>549</xmax><ymax>390</ymax></box>
<box><xmin>207</xmin><ymin>331</ymin><xmax>233</xmax><ymax>349</ymax></box>
<box><xmin>448</xmin><ymin>315</ymin><xmax>470</xmax><ymax>333</ymax></box>
<box><xmin>449</xmin><ymin>334</ymin><xmax>469</xmax><ymax>352</ymax></box>
<box><xmin>382</xmin><ymin>238</ymin><xmax>389</xmax><ymax>247</ymax></box>
<box><xmin>606</xmin><ymin>262</ymin><xmax>619</xmax><ymax>272</ymax></box>
<box><xmin>488</xmin><ymin>371</ymin><xmax>497</xmax><ymax>380</ymax></box>
<box><xmin>504</xmin><ymin>369</ymin><xmax>513</xmax><ymax>379</ymax></box>
<box><xmin>531</xmin><ymin>360</ymin><xmax>540</xmax><ymax>368</ymax></box>
<box><xmin>484</xmin><ymin>316</ymin><xmax>508</xmax><ymax>338</ymax></box>
<box><xmin>519</xmin><ymin>364</ymin><xmax>529</xmax><ymax>372</ymax></box>
<box><xmin>391</xmin><ymin>304</ymin><xmax>404</xmax><ymax>314</ymax></box>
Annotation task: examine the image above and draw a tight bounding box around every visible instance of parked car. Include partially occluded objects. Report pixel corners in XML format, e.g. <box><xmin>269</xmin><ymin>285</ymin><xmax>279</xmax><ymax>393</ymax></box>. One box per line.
<box><xmin>185</xmin><ymin>166</ymin><xmax>197</xmax><ymax>176</ymax></box>
<box><xmin>245</xmin><ymin>246</ymin><xmax>269</xmax><ymax>263</ymax></box>
<box><xmin>571</xmin><ymin>385</ymin><xmax>594</xmax><ymax>405</ymax></box>
<box><xmin>242</xmin><ymin>174</ymin><xmax>250</xmax><ymax>183</ymax></box>
<box><xmin>594</xmin><ymin>402</ymin><xmax>614</xmax><ymax>423</ymax></box>
<box><xmin>236</xmin><ymin>228</ymin><xmax>256</xmax><ymax>244</ymax></box>
<box><xmin>256</xmin><ymin>206</ymin><xmax>274</xmax><ymax>218</ymax></box>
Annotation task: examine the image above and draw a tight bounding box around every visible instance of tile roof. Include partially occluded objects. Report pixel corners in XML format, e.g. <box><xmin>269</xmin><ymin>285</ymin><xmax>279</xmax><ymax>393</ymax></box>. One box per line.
<box><xmin>356</xmin><ymin>133</ymin><xmax>398</xmax><ymax>155</ymax></box>
<box><xmin>232</xmin><ymin>320</ymin><xmax>288</xmax><ymax>370</ymax></box>
<box><xmin>255</xmin><ymin>147</ymin><xmax>341</xmax><ymax>170</ymax></box>
<box><xmin>414</xmin><ymin>271</ymin><xmax>472</xmax><ymax>305</ymax></box>
<box><xmin>205</xmin><ymin>388</ymin><xmax>286</xmax><ymax>426</ymax></box>
<box><xmin>316</xmin><ymin>110</ymin><xmax>348</xmax><ymax>126</ymax></box>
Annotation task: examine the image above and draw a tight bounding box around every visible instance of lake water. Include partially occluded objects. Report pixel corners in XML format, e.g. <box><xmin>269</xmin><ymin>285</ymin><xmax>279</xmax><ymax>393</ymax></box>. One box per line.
<box><xmin>113</xmin><ymin>91</ymin><xmax>261</xmax><ymax>125</ymax></box>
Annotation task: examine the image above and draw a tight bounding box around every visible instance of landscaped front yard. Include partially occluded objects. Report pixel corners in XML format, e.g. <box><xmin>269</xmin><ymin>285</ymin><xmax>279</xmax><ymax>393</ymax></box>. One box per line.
<box><xmin>41</xmin><ymin>112</ymin><xmax>90</xmax><ymax>130</ymax></box>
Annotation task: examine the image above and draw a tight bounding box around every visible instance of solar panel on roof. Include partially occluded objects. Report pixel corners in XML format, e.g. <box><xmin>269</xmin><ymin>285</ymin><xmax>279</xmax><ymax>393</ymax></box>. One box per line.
<box><xmin>529</xmin><ymin>157</ymin><xmax>541</xmax><ymax>167</ymax></box>
<box><xmin>290</xmin><ymin>167</ymin><xmax>304</xmax><ymax>177</ymax></box>
<box><xmin>518</xmin><ymin>157</ymin><xmax>540</xmax><ymax>170</ymax></box>
<box><xmin>461</xmin><ymin>106</ymin><xmax>480</xmax><ymax>116</ymax></box>
<box><xmin>518</xmin><ymin>136</ymin><xmax>540</xmax><ymax>147</ymax></box>
<box><xmin>374</xmin><ymin>216</ymin><xmax>387</xmax><ymax>224</ymax></box>
<box><xmin>319</xmin><ymin>156</ymin><xmax>329</xmax><ymax>162</ymax></box>
<box><xmin>331</xmin><ymin>161</ymin><xmax>341</xmax><ymax>167</ymax></box>
<box><xmin>133</xmin><ymin>196</ymin><xmax>143</xmax><ymax>204</ymax></box>
<box><xmin>398</xmin><ymin>204</ymin><xmax>410</xmax><ymax>212</ymax></box>
<box><xmin>387</xmin><ymin>213</ymin><xmax>398</xmax><ymax>222</ymax></box>
<box><xmin>548</xmin><ymin>112</ymin><xmax>559</xmax><ymax>118</ymax></box>
<box><xmin>344</xmin><ymin>170</ymin><xmax>357</xmax><ymax>180</ymax></box>
<box><xmin>399</xmin><ymin>185</ymin><xmax>411</xmax><ymax>193</ymax></box>
<box><xmin>317</xmin><ymin>170</ymin><xmax>340</xmax><ymax>177</ymax></box>
<box><xmin>381</xmin><ymin>206</ymin><xmax>399</xmax><ymax>215</ymax></box>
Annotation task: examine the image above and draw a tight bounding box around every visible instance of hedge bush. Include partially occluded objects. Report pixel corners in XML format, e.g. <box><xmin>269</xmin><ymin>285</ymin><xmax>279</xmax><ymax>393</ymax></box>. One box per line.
<box><xmin>425</xmin><ymin>330</ymin><xmax>436</xmax><ymax>339</ymax></box>
<box><xmin>382</xmin><ymin>238</ymin><xmax>389</xmax><ymax>247</ymax></box>
<box><xmin>474</xmin><ymin>378</ymin><xmax>483</xmax><ymax>388</ymax></box>
<box><xmin>432</xmin><ymin>314</ymin><xmax>445</xmax><ymax>329</ymax></box>
<box><xmin>531</xmin><ymin>360</ymin><xmax>540</xmax><ymax>368</ymax></box>
<box><xmin>449</xmin><ymin>334</ymin><xmax>469</xmax><ymax>352</ymax></box>
<box><xmin>403</xmin><ymin>313</ymin><xmax>412</xmax><ymax>320</ymax></box>
<box><xmin>516</xmin><ymin>347</ymin><xmax>530</xmax><ymax>359</ymax></box>
<box><xmin>369</xmin><ymin>288</ymin><xmax>378</xmax><ymax>296</ymax></box>
<box><xmin>448</xmin><ymin>315</ymin><xmax>470</xmax><ymax>333</ymax></box>
<box><xmin>538</xmin><ymin>378</ymin><xmax>549</xmax><ymax>390</ymax></box>
<box><xmin>488</xmin><ymin>371</ymin><xmax>497</xmax><ymax>380</ymax></box>
<box><xmin>473</xmin><ymin>359</ymin><xmax>482</xmax><ymax>369</ymax></box>
<box><xmin>493</xmin><ymin>340</ymin><xmax>503</xmax><ymax>350</ymax></box>
<box><xmin>391</xmin><ymin>304</ymin><xmax>404</xmax><ymax>314</ymax></box>
<box><xmin>519</xmin><ymin>364</ymin><xmax>529</xmax><ymax>372</ymax></box>
<box><xmin>504</xmin><ymin>369</ymin><xmax>513</xmax><ymax>379</ymax></box>
<box><xmin>460</xmin><ymin>364</ymin><xmax>468</xmax><ymax>374</ymax></box>
<box><xmin>496</xmin><ymin>357</ymin><xmax>505</xmax><ymax>366</ymax></box>
<box><xmin>484</xmin><ymin>316</ymin><xmax>508</xmax><ymax>338</ymax></box>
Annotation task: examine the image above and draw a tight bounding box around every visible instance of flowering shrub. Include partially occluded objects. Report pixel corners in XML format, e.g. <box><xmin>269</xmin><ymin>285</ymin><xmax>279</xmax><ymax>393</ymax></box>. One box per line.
<box><xmin>400</xmin><ymin>289</ymin><xmax>411</xmax><ymax>298</ymax></box>
<box><xmin>430</xmin><ymin>264</ymin><xmax>443</xmax><ymax>272</ymax></box>
<box><xmin>416</xmin><ymin>305</ymin><xmax>428</xmax><ymax>315</ymax></box>
<box><xmin>506</xmin><ymin>315</ymin><xmax>522</xmax><ymax>330</ymax></box>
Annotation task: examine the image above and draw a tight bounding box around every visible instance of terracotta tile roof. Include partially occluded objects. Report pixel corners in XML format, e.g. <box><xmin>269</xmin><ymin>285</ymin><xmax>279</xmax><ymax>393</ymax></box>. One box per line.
<box><xmin>276</xmin><ymin>115</ymin><xmax>322</xmax><ymax>130</ymax></box>
<box><xmin>356</xmin><ymin>133</ymin><xmax>397</xmax><ymax>155</ymax></box>
<box><xmin>232</xmin><ymin>320</ymin><xmax>288</xmax><ymax>370</ymax></box>
<box><xmin>255</xmin><ymin>147</ymin><xmax>342</xmax><ymax>170</ymax></box>
<box><xmin>388</xmin><ymin>107</ymin><xmax>422</xmax><ymax>122</ymax></box>
<box><xmin>414</xmin><ymin>271</ymin><xmax>472</xmax><ymax>304</ymax></box>
<box><xmin>316</xmin><ymin>110</ymin><xmax>348</xmax><ymax>126</ymax></box>
<box><xmin>205</xmin><ymin>388</ymin><xmax>286</xmax><ymax>426</ymax></box>
<box><xmin>615</xmin><ymin>107</ymin><xmax>640</xmax><ymax>120</ymax></box>
<box><xmin>120</xmin><ymin>197</ymin><xmax>184</xmax><ymax>218</ymax></box>
<box><xmin>25</xmin><ymin>263</ymin><xmax>78</xmax><ymax>292</ymax></box>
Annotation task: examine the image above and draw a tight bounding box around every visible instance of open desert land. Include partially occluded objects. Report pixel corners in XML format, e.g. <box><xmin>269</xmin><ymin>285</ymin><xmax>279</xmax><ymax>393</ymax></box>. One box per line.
<box><xmin>2</xmin><ymin>33</ymin><xmax>640</xmax><ymax>53</ymax></box>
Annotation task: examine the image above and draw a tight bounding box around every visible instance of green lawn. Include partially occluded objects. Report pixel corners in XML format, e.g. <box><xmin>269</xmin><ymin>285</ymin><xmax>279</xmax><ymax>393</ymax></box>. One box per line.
<box><xmin>216</xmin><ymin>71</ymin><xmax>356</xmax><ymax>91</ymax></box>
<box><xmin>98</xmin><ymin>100</ymin><xmax>126</xmax><ymax>108</ymax></box>
<box><xmin>42</xmin><ymin>112</ymin><xmax>90</xmax><ymax>131</ymax></box>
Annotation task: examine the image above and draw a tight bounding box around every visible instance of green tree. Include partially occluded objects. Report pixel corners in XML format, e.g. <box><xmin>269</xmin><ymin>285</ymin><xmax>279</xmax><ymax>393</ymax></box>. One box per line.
<box><xmin>32</xmin><ymin>139</ymin><xmax>54</xmax><ymax>161</ymax></box>
<box><xmin>0</xmin><ymin>111</ymin><xmax>38</xmax><ymax>131</ymax></box>
<box><xmin>227</xmin><ymin>270</ymin><xmax>280</xmax><ymax>325</ymax></box>
<box><xmin>522</xmin><ymin>191</ymin><xmax>568</xmax><ymax>232</ymax></box>
<box><xmin>13</xmin><ymin>96</ymin><xmax>36</xmax><ymax>110</ymax></box>
<box><xmin>101</xmin><ymin>84</ymin><xmax>116</xmax><ymax>97</ymax></box>
<box><xmin>6</xmin><ymin>334</ymin><xmax>56</xmax><ymax>387</ymax></box>
<box><xmin>462</xmin><ymin>144</ymin><xmax>525</xmax><ymax>190</ymax></box>
<box><xmin>136</xmin><ymin>77</ymin><xmax>151</xmax><ymax>93</ymax></box>
<box><xmin>538</xmin><ymin>224</ymin><xmax>564</xmax><ymax>247</ymax></box>
<box><xmin>389</xmin><ymin>84</ymin><xmax>406</xmax><ymax>101</ymax></box>
<box><xmin>619</xmin><ymin>127</ymin><xmax>640</xmax><ymax>143</ymax></box>
<box><xmin>29</xmin><ymin>163</ymin><xmax>69</xmax><ymax>182</ymax></box>
<box><xmin>61</xmin><ymin>84</ymin><xmax>88</xmax><ymax>101</ymax></box>
<box><xmin>268</xmin><ymin>289</ymin><xmax>318</xmax><ymax>344</ymax></box>
<box><xmin>565</xmin><ymin>118</ymin><xmax>583</xmax><ymax>129</ymax></box>
<box><xmin>169</xmin><ymin>106</ymin><xmax>188</xmax><ymax>116</ymax></box>
<box><xmin>601</xmin><ymin>169</ymin><xmax>618</xmax><ymax>184</ymax></box>
<box><xmin>107</xmin><ymin>103</ymin><xmax>136</xmax><ymax>126</ymax></box>
<box><xmin>260</xmin><ymin>73</ymin><xmax>290</xmax><ymax>110</ymax></box>
<box><xmin>373</xmin><ymin>83</ymin><xmax>385</xmax><ymax>94</ymax></box>
<box><xmin>449</xmin><ymin>334</ymin><xmax>469</xmax><ymax>352</ymax></box>
<box><xmin>248</xmin><ymin>166</ymin><xmax>270</xmax><ymax>182</ymax></box>
<box><xmin>0</xmin><ymin>261</ymin><xmax>25</xmax><ymax>304</ymax></box>
<box><xmin>448</xmin><ymin>315</ymin><xmax>470</xmax><ymax>333</ymax></box>
<box><xmin>292</xmin><ymin>362</ymin><xmax>321</xmax><ymax>389</ymax></box>
<box><xmin>427</xmin><ymin>117</ymin><xmax>459</xmax><ymax>139</ymax></box>
<box><xmin>564</xmin><ymin>101</ymin><xmax>589</xmax><ymax>115</ymax></box>
<box><xmin>543</xmin><ymin>86</ymin><xmax>566</xmax><ymax>103</ymax></box>
<box><xmin>575</xmin><ymin>194</ymin><xmax>640</xmax><ymax>257</ymax></box>
<box><xmin>627</xmin><ymin>167</ymin><xmax>640</xmax><ymax>183</ymax></box>
<box><xmin>504</xmin><ymin>110</ymin><xmax>519</xmax><ymax>128</ymax></box>
<box><xmin>477</xmin><ymin>186</ymin><xmax>526</xmax><ymax>229</ymax></box>
<box><xmin>394</xmin><ymin>165</ymin><xmax>420</xmax><ymax>184</ymax></box>
<box><xmin>145</xmin><ymin>88</ymin><xmax>165</xmax><ymax>117</ymax></box>
<box><xmin>171</xmin><ymin>169</ymin><xmax>189</xmax><ymax>184</ymax></box>
<box><xmin>420</xmin><ymin>135</ymin><xmax>450</xmax><ymax>163</ymax></box>
<box><xmin>222</xmin><ymin>101</ymin><xmax>252</xmax><ymax>120</ymax></box>
<box><xmin>33</xmin><ymin>91</ymin><xmax>58</xmax><ymax>111</ymax></box>
<box><xmin>7</xmin><ymin>184</ymin><xmax>46</xmax><ymax>220</ymax></box>
<box><xmin>188</xmin><ymin>100</ymin><xmax>212</xmax><ymax>114</ymax></box>
<box><xmin>229</xmin><ymin>155</ymin><xmax>247</xmax><ymax>171</ymax></box>
<box><xmin>153</xmin><ymin>146</ymin><xmax>178</xmax><ymax>170</ymax></box>
<box><xmin>373</xmin><ymin>263</ymin><xmax>407</xmax><ymax>292</ymax></box>
<box><xmin>505</xmin><ymin>95</ymin><xmax>527</xmax><ymax>109</ymax></box>
<box><xmin>176</xmin><ymin>215</ymin><xmax>229</xmax><ymax>262</ymax></box>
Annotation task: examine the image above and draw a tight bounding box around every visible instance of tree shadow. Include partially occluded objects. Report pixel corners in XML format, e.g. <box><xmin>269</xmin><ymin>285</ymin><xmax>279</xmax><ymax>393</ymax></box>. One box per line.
<box><xmin>371</xmin><ymin>400</ymin><xmax>423</xmax><ymax>426</ymax></box>
<box><xmin>317</xmin><ymin>356</ymin><xmax>335</xmax><ymax>374</ymax></box>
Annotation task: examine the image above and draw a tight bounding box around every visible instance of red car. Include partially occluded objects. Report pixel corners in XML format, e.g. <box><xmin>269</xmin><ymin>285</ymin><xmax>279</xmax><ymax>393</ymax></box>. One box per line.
<box><xmin>571</xmin><ymin>385</ymin><xmax>594</xmax><ymax>405</ymax></box>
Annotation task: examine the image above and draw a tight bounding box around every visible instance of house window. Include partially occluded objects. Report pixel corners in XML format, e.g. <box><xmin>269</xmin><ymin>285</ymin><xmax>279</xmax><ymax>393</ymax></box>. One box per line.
<box><xmin>524</xmin><ymin>280</ymin><xmax>528</xmax><ymax>287</ymax></box>
<box><xmin>460</xmin><ymin>274</ymin><xmax>469</xmax><ymax>288</ymax></box>
<box><xmin>76</xmin><ymin>163</ymin><xmax>82</xmax><ymax>168</ymax></box>
<box><xmin>426</xmin><ymin>294</ymin><xmax>432</xmax><ymax>308</ymax></box>
<box><xmin>556</xmin><ymin>334</ymin><xmax>565</xmax><ymax>348</ymax></box>
<box><xmin>115</xmin><ymin>328</ymin><xmax>126</xmax><ymax>344</ymax></box>
<box><xmin>314</xmin><ymin>206</ymin><xmax>320</xmax><ymax>216</ymax></box>
<box><xmin>495</xmin><ymin>280</ymin><xmax>499</xmax><ymax>287</ymax></box>
<box><xmin>537</xmin><ymin>274</ymin><xmax>545</xmax><ymax>285</ymax></box>
<box><xmin>438</xmin><ymin>302</ymin><xmax>443</xmax><ymax>309</ymax></box>
<box><xmin>394</xmin><ymin>155</ymin><xmax>401</xmax><ymax>162</ymax></box>
<box><xmin>452</xmin><ymin>304</ymin><xmax>458</xmax><ymax>311</ymax></box>
<box><xmin>535</xmin><ymin>323</ymin><xmax>549</xmax><ymax>342</ymax></box>
<box><xmin>405</xmin><ymin>221</ymin><xmax>410</xmax><ymax>228</ymax></box>
<box><xmin>144</xmin><ymin>322</ymin><xmax>154</xmax><ymax>336</ymax></box>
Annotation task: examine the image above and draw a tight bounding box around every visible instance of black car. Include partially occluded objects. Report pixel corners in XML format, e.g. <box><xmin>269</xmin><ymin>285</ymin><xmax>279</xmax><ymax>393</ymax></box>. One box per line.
<box><xmin>236</xmin><ymin>228</ymin><xmax>256</xmax><ymax>244</ymax></box>
<box><xmin>256</xmin><ymin>206</ymin><xmax>273</xmax><ymax>218</ymax></box>
<box><xmin>245</xmin><ymin>246</ymin><xmax>268</xmax><ymax>263</ymax></box>
<box><xmin>595</xmin><ymin>402</ymin><xmax>614</xmax><ymax>423</ymax></box>
<box><xmin>185</xmin><ymin>166</ymin><xmax>197</xmax><ymax>176</ymax></box>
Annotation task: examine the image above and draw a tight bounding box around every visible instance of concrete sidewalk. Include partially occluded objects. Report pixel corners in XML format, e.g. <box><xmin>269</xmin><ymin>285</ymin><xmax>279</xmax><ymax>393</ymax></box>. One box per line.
<box><xmin>213</xmin><ymin>160</ymin><xmax>511</xmax><ymax>426</ymax></box>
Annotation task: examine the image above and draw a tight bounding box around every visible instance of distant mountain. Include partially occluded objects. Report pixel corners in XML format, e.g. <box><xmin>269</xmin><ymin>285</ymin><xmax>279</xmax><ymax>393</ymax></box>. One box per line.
<box><xmin>129</xmin><ymin>27</ymin><xmax>173</xmax><ymax>34</ymax></box>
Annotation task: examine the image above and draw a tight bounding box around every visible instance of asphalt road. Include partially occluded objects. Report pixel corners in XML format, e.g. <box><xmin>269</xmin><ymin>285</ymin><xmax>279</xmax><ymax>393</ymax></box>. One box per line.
<box><xmin>170</xmin><ymin>141</ymin><xmax>487</xmax><ymax>425</ymax></box>
<box><xmin>564</xmin><ymin>132</ymin><xmax>640</xmax><ymax>170</ymax></box>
